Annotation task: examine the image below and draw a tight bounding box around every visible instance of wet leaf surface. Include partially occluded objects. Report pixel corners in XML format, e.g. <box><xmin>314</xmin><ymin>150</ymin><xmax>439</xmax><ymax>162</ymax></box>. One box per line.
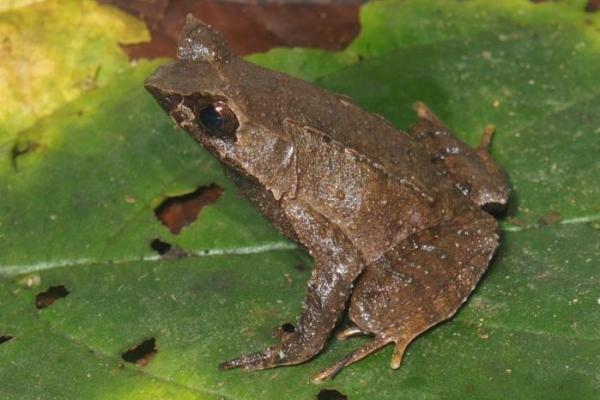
<box><xmin>1</xmin><ymin>1</ymin><xmax>599</xmax><ymax>399</ymax></box>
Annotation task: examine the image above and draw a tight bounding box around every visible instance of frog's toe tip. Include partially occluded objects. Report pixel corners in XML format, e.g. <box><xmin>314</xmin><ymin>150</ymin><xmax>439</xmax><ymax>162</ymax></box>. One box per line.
<box><xmin>310</xmin><ymin>373</ymin><xmax>328</xmax><ymax>384</ymax></box>
<box><xmin>312</xmin><ymin>354</ymin><xmax>352</xmax><ymax>383</ymax></box>
<box><xmin>390</xmin><ymin>341</ymin><xmax>407</xmax><ymax>369</ymax></box>
<box><xmin>311</xmin><ymin>366</ymin><xmax>340</xmax><ymax>383</ymax></box>
<box><xmin>413</xmin><ymin>101</ymin><xmax>429</xmax><ymax>115</ymax></box>
<box><xmin>389</xmin><ymin>353</ymin><xmax>402</xmax><ymax>369</ymax></box>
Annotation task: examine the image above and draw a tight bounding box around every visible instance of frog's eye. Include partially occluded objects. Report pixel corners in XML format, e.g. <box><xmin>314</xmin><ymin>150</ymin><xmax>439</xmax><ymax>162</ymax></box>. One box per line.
<box><xmin>196</xmin><ymin>102</ymin><xmax>238</xmax><ymax>141</ymax></box>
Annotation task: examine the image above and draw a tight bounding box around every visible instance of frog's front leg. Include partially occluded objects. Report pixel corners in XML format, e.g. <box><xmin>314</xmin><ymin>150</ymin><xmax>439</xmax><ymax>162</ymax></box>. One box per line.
<box><xmin>409</xmin><ymin>102</ymin><xmax>510</xmax><ymax>211</ymax></box>
<box><xmin>220</xmin><ymin>200</ymin><xmax>365</xmax><ymax>371</ymax></box>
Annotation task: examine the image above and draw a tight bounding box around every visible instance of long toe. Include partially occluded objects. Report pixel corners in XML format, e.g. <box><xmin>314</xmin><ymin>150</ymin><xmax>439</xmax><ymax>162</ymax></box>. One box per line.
<box><xmin>312</xmin><ymin>336</ymin><xmax>392</xmax><ymax>382</ymax></box>
<box><xmin>312</xmin><ymin>354</ymin><xmax>353</xmax><ymax>383</ymax></box>
<box><xmin>219</xmin><ymin>348</ymin><xmax>277</xmax><ymax>371</ymax></box>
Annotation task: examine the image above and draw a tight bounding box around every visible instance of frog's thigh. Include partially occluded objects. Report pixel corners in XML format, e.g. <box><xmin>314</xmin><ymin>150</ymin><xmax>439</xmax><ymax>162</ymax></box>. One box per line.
<box><xmin>357</xmin><ymin>209</ymin><xmax>497</xmax><ymax>359</ymax></box>
<box><xmin>315</xmin><ymin>209</ymin><xmax>498</xmax><ymax>381</ymax></box>
<box><xmin>408</xmin><ymin>102</ymin><xmax>509</xmax><ymax>209</ymax></box>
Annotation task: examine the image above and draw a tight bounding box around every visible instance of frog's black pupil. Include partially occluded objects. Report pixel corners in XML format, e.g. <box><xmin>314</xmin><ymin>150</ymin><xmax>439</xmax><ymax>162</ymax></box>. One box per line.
<box><xmin>199</xmin><ymin>105</ymin><xmax>224</xmax><ymax>131</ymax></box>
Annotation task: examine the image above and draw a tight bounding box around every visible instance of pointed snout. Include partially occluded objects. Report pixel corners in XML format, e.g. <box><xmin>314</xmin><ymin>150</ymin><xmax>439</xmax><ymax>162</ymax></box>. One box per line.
<box><xmin>144</xmin><ymin>61</ymin><xmax>184</xmax><ymax>95</ymax></box>
<box><xmin>144</xmin><ymin>59</ymin><xmax>223</xmax><ymax>100</ymax></box>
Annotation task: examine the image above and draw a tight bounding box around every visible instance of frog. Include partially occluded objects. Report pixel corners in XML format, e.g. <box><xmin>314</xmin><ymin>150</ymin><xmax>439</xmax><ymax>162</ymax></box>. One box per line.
<box><xmin>144</xmin><ymin>15</ymin><xmax>510</xmax><ymax>382</ymax></box>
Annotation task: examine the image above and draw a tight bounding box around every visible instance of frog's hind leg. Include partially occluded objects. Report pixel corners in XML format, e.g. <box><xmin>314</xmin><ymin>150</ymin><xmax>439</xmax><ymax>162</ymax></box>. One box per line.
<box><xmin>314</xmin><ymin>316</ymin><xmax>440</xmax><ymax>383</ymax></box>
<box><xmin>316</xmin><ymin>208</ymin><xmax>501</xmax><ymax>381</ymax></box>
<box><xmin>409</xmin><ymin>102</ymin><xmax>510</xmax><ymax>211</ymax></box>
<box><xmin>316</xmin><ymin>323</ymin><xmax>435</xmax><ymax>381</ymax></box>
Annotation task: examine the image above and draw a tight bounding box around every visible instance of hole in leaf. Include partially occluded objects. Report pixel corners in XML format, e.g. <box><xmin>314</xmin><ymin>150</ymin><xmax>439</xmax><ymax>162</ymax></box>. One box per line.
<box><xmin>281</xmin><ymin>323</ymin><xmax>295</xmax><ymax>333</ymax></box>
<box><xmin>0</xmin><ymin>336</ymin><xmax>14</xmax><ymax>344</ymax></box>
<box><xmin>149</xmin><ymin>238</ymin><xmax>188</xmax><ymax>259</ymax></box>
<box><xmin>154</xmin><ymin>184</ymin><xmax>223</xmax><ymax>234</ymax></box>
<box><xmin>317</xmin><ymin>389</ymin><xmax>347</xmax><ymax>400</ymax></box>
<box><xmin>121</xmin><ymin>338</ymin><xmax>157</xmax><ymax>366</ymax></box>
<box><xmin>35</xmin><ymin>285</ymin><xmax>70</xmax><ymax>309</ymax></box>
<box><xmin>150</xmin><ymin>238</ymin><xmax>172</xmax><ymax>255</ymax></box>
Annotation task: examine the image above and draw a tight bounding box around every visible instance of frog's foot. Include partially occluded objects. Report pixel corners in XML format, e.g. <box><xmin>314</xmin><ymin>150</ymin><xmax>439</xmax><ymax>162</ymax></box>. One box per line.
<box><xmin>220</xmin><ymin>346</ymin><xmax>280</xmax><ymax>371</ymax></box>
<box><xmin>335</xmin><ymin>325</ymin><xmax>364</xmax><ymax>341</ymax></box>
<box><xmin>220</xmin><ymin>331</ymin><xmax>328</xmax><ymax>372</ymax></box>
<box><xmin>313</xmin><ymin>329</ymin><xmax>425</xmax><ymax>383</ymax></box>
<box><xmin>312</xmin><ymin>336</ymin><xmax>393</xmax><ymax>383</ymax></box>
<box><xmin>409</xmin><ymin>101</ymin><xmax>510</xmax><ymax>210</ymax></box>
<box><xmin>389</xmin><ymin>334</ymin><xmax>414</xmax><ymax>369</ymax></box>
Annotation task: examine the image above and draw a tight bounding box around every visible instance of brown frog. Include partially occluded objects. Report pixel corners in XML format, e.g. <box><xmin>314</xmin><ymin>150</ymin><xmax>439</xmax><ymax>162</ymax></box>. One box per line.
<box><xmin>145</xmin><ymin>16</ymin><xmax>510</xmax><ymax>382</ymax></box>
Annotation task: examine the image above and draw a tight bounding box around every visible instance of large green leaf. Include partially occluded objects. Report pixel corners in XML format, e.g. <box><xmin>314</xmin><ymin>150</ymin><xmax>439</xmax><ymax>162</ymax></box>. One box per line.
<box><xmin>1</xmin><ymin>1</ymin><xmax>599</xmax><ymax>399</ymax></box>
<box><xmin>0</xmin><ymin>0</ymin><xmax>148</xmax><ymax>151</ymax></box>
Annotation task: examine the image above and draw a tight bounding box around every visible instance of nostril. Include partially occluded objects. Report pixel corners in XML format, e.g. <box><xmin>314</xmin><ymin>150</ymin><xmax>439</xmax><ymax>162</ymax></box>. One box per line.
<box><xmin>145</xmin><ymin>85</ymin><xmax>182</xmax><ymax>112</ymax></box>
<box><xmin>169</xmin><ymin>103</ymin><xmax>194</xmax><ymax>127</ymax></box>
<box><xmin>169</xmin><ymin>108</ymin><xmax>187</xmax><ymax>124</ymax></box>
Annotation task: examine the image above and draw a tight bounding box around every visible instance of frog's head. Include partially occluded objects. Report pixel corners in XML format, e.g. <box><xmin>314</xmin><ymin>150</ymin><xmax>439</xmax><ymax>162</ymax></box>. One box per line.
<box><xmin>145</xmin><ymin>15</ymin><xmax>246</xmax><ymax>168</ymax></box>
<box><xmin>145</xmin><ymin>16</ymin><xmax>297</xmax><ymax>197</ymax></box>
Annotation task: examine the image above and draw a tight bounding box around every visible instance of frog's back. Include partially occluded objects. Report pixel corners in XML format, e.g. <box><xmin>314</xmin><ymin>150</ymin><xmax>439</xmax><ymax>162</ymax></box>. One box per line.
<box><xmin>224</xmin><ymin>59</ymin><xmax>477</xmax><ymax>260</ymax></box>
<box><xmin>287</xmin><ymin>116</ymin><xmax>477</xmax><ymax>261</ymax></box>
<box><xmin>230</xmin><ymin>59</ymin><xmax>443</xmax><ymax>197</ymax></box>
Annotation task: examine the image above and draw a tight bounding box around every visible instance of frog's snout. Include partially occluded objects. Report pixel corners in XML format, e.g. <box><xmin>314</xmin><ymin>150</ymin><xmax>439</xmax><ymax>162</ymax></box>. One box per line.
<box><xmin>147</xmin><ymin>91</ymin><xmax>182</xmax><ymax>118</ymax></box>
<box><xmin>144</xmin><ymin>64</ymin><xmax>169</xmax><ymax>93</ymax></box>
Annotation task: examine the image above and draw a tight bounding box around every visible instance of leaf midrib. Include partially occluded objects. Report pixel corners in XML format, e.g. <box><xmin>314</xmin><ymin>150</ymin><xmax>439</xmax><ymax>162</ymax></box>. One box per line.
<box><xmin>3</xmin><ymin>210</ymin><xmax>600</xmax><ymax>279</ymax></box>
<box><xmin>0</xmin><ymin>241</ymin><xmax>299</xmax><ymax>279</ymax></box>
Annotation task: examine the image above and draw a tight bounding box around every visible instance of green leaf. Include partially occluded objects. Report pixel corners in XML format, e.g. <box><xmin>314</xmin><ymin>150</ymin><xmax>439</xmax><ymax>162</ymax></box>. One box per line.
<box><xmin>0</xmin><ymin>0</ymin><xmax>149</xmax><ymax>149</ymax></box>
<box><xmin>246</xmin><ymin>48</ymin><xmax>358</xmax><ymax>82</ymax></box>
<box><xmin>1</xmin><ymin>0</ymin><xmax>599</xmax><ymax>399</ymax></box>
<box><xmin>2</xmin><ymin>222</ymin><xmax>599</xmax><ymax>398</ymax></box>
<box><xmin>0</xmin><ymin>61</ymin><xmax>288</xmax><ymax>271</ymax></box>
